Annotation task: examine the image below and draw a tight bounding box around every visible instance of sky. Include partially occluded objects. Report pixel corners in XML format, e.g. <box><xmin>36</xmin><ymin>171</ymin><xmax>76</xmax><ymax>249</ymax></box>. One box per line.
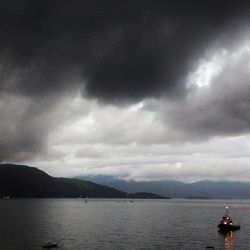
<box><xmin>1</xmin><ymin>0</ymin><xmax>250</xmax><ymax>182</ymax></box>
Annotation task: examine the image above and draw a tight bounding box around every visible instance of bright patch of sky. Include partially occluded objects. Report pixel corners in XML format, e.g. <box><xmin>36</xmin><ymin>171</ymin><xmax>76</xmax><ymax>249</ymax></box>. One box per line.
<box><xmin>187</xmin><ymin>49</ymin><xmax>227</xmax><ymax>88</ymax></box>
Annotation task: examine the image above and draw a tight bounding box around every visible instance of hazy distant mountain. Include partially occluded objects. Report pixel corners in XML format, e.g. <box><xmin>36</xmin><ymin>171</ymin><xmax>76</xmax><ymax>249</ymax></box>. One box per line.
<box><xmin>78</xmin><ymin>175</ymin><xmax>250</xmax><ymax>199</ymax></box>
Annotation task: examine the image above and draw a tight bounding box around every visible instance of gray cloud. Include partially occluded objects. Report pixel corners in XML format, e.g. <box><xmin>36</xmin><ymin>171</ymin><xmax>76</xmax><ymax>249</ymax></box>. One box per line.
<box><xmin>0</xmin><ymin>92</ymin><xmax>83</xmax><ymax>162</ymax></box>
<box><xmin>167</xmin><ymin>46</ymin><xmax>250</xmax><ymax>140</ymax></box>
<box><xmin>0</xmin><ymin>95</ymin><xmax>42</xmax><ymax>161</ymax></box>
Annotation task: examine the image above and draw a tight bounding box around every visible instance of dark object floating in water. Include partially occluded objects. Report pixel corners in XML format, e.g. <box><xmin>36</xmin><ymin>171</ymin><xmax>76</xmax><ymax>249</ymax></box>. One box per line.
<box><xmin>218</xmin><ymin>206</ymin><xmax>240</xmax><ymax>232</ymax></box>
<box><xmin>205</xmin><ymin>246</ymin><xmax>214</xmax><ymax>249</ymax></box>
<box><xmin>42</xmin><ymin>242</ymin><xmax>58</xmax><ymax>248</ymax></box>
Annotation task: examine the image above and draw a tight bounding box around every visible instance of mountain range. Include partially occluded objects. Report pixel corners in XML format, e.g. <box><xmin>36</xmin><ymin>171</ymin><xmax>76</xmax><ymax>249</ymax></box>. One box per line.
<box><xmin>77</xmin><ymin>175</ymin><xmax>250</xmax><ymax>199</ymax></box>
<box><xmin>0</xmin><ymin>164</ymin><xmax>166</xmax><ymax>199</ymax></box>
<box><xmin>2</xmin><ymin>163</ymin><xmax>249</xmax><ymax>199</ymax></box>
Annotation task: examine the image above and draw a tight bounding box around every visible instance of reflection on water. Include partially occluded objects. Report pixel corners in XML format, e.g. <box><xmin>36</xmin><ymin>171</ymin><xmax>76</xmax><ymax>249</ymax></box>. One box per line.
<box><xmin>219</xmin><ymin>231</ymin><xmax>233</xmax><ymax>250</ymax></box>
<box><xmin>224</xmin><ymin>231</ymin><xmax>233</xmax><ymax>250</ymax></box>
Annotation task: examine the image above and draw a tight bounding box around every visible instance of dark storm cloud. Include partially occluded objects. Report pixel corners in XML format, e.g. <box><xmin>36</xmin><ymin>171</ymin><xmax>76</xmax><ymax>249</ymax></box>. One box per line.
<box><xmin>0</xmin><ymin>0</ymin><xmax>250</xmax><ymax>101</ymax></box>
<box><xmin>1</xmin><ymin>0</ymin><xmax>250</xmax><ymax>164</ymax></box>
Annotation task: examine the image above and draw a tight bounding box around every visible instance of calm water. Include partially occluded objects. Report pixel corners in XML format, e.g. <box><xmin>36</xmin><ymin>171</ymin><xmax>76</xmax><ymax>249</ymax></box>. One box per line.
<box><xmin>0</xmin><ymin>199</ymin><xmax>249</xmax><ymax>249</ymax></box>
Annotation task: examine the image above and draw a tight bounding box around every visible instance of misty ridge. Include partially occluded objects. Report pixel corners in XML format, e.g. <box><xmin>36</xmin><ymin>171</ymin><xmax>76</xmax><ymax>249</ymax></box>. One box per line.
<box><xmin>78</xmin><ymin>175</ymin><xmax>250</xmax><ymax>199</ymax></box>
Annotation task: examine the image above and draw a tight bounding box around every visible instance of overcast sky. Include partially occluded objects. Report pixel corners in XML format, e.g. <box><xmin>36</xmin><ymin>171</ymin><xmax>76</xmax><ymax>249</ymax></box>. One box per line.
<box><xmin>1</xmin><ymin>0</ymin><xmax>250</xmax><ymax>182</ymax></box>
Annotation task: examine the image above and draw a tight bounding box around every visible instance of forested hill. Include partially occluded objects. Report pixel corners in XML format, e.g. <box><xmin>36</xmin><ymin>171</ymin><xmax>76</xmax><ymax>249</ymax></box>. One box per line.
<box><xmin>0</xmin><ymin>164</ymin><xmax>126</xmax><ymax>198</ymax></box>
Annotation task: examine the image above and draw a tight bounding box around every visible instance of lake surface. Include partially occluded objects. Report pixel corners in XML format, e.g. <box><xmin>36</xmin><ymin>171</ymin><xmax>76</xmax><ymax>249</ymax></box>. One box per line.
<box><xmin>0</xmin><ymin>199</ymin><xmax>249</xmax><ymax>249</ymax></box>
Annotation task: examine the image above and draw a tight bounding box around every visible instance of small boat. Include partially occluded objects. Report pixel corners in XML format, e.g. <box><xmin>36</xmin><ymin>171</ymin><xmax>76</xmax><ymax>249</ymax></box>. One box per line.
<box><xmin>218</xmin><ymin>206</ymin><xmax>240</xmax><ymax>232</ymax></box>
<box><xmin>42</xmin><ymin>242</ymin><xmax>58</xmax><ymax>248</ymax></box>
